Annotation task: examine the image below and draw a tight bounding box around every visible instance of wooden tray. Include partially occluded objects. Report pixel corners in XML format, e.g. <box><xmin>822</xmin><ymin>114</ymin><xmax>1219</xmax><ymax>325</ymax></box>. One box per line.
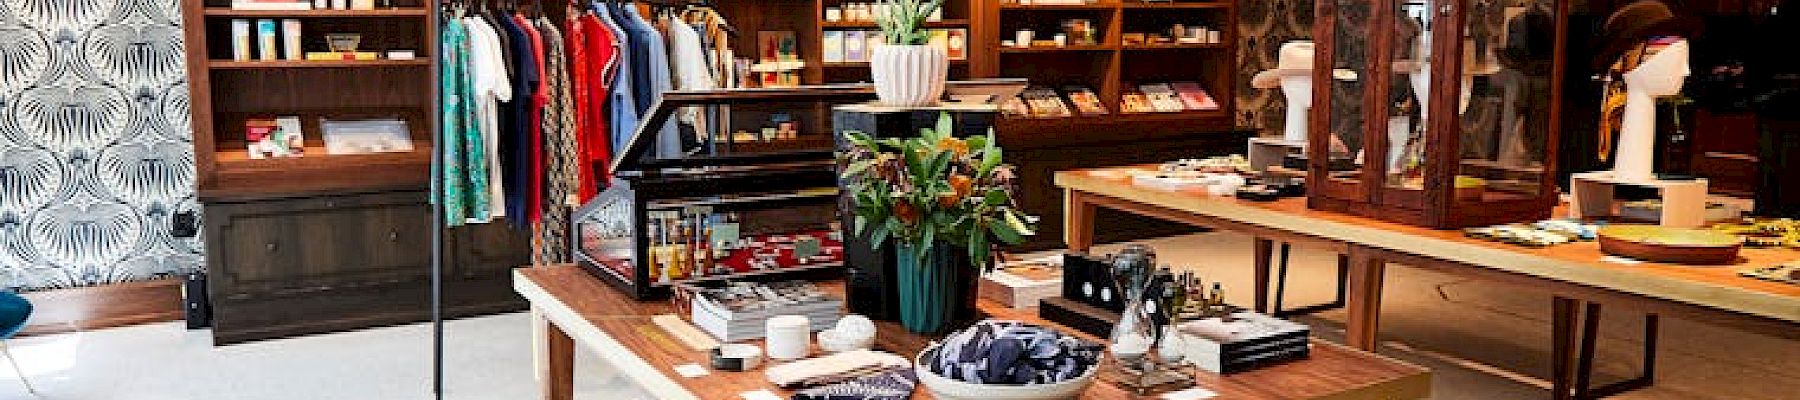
<box><xmin>1597</xmin><ymin>225</ymin><xmax>1743</xmax><ymax>265</ymax></box>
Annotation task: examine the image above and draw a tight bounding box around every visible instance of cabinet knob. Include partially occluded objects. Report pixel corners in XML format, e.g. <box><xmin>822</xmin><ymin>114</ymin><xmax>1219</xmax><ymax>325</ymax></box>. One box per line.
<box><xmin>1439</xmin><ymin>3</ymin><xmax>1454</xmax><ymax>16</ymax></box>
<box><xmin>265</xmin><ymin>242</ymin><xmax>278</xmax><ymax>252</ymax></box>
<box><xmin>389</xmin><ymin>231</ymin><xmax>400</xmax><ymax>242</ymax></box>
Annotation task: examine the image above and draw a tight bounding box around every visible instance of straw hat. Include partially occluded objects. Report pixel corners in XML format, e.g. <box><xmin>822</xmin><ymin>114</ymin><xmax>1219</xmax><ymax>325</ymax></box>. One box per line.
<box><xmin>1252</xmin><ymin>41</ymin><xmax>1319</xmax><ymax>89</ymax></box>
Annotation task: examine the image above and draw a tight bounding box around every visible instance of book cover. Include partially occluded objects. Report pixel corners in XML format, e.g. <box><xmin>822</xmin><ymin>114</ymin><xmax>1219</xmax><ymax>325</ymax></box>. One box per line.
<box><xmin>822</xmin><ymin>31</ymin><xmax>845</xmax><ymax>63</ymax></box>
<box><xmin>865</xmin><ymin>31</ymin><xmax>884</xmax><ymax>59</ymax></box>
<box><xmin>245</xmin><ymin>117</ymin><xmax>305</xmax><ymax>159</ymax></box>
<box><xmin>230</xmin><ymin>19</ymin><xmax>252</xmax><ymax>61</ymax></box>
<box><xmin>255</xmin><ymin>19</ymin><xmax>278</xmax><ymax>61</ymax></box>
<box><xmin>1061</xmin><ymin>86</ymin><xmax>1108</xmax><ymax>116</ymax></box>
<box><xmin>1171</xmin><ymin>81</ymin><xmax>1221</xmax><ymax>110</ymax></box>
<box><xmin>1140</xmin><ymin>83</ymin><xmax>1185</xmax><ymax>113</ymax></box>
<box><xmin>281</xmin><ymin>19</ymin><xmax>302</xmax><ymax>61</ymax></box>
<box><xmin>844</xmin><ymin>31</ymin><xmax>866</xmax><ymax>62</ymax></box>
<box><xmin>928</xmin><ymin>29</ymin><xmax>949</xmax><ymax>56</ymax></box>
<box><xmin>947</xmin><ymin>29</ymin><xmax>967</xmax><ymax>60</ymax></box>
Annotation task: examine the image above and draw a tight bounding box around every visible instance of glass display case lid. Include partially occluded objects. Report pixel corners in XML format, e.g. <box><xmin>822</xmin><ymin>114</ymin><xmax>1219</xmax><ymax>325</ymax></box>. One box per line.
<box><xmin>612</xmin><ymin>79</ymin><xmax>1027</xmax><ymax>172</ymax></box>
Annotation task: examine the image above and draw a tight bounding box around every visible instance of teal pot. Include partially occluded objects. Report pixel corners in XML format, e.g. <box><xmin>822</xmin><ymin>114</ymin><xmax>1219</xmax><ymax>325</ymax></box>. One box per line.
<box><xmin>895</xmin><ymin>243</ymin><xmax>969</xmax><ymax>334</ymax></box>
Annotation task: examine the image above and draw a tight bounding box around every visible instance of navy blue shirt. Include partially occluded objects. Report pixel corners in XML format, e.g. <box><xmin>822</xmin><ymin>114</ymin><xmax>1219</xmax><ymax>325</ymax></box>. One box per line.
<box><xmin>496</xmin><ymin>14</ymin><xmax>539</xmax><ymax>229</ymax></box>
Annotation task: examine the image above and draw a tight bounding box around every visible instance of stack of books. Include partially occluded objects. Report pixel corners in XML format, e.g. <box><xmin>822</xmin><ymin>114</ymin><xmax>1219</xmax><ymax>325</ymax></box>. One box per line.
<box><xmin>1171</xmin><ymin>311</ymin><xmax>1312</xmax><ymax>374</ymax></box>
<box><xmin>684</xmin><ymin>281</ymin><xmax>843</xmax><ymax>342</ymax></box>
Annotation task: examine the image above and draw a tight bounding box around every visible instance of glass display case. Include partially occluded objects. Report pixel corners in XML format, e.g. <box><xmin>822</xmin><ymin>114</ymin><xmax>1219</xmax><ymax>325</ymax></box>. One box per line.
<box><xmin>1307</xmin><ymin>0</ymin><xmax>1567</xmax><ymax>228</ymax></box>
<box><xmin>573</xmin><ymin>81</ymin><xmax>1026</xmax><ymax>298</ymax></box>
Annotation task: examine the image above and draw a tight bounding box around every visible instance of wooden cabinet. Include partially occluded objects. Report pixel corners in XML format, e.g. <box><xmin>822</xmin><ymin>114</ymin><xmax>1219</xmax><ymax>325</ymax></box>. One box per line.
<box><xmin>202</xmin><ymin>190</ymin><xmax>529</xmax><ymax>345</ymax></box>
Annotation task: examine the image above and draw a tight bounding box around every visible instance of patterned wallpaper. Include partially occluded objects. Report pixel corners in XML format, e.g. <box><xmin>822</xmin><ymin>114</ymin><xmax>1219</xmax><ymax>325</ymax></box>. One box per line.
<box><xmin>1237</xmin><ymin>0</ymin><xmax>1316</xmax><ymax>132</ymax></box>
<box><xmin>0</xmin><ymin>0</ymin><xmax>201</xmax><ymax>291</ymax></box>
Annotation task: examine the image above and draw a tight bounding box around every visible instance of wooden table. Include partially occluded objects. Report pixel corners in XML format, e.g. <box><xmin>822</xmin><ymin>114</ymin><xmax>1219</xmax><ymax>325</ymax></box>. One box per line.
<box><xmin>516</xmin><ymin>265</ymin><xmax>1431</xmax><ymax>400</ymax></box>
<box><xmin>1057</xmin><ymin>166</ymin><xmax>1800</xmax><ymax>398</ymax></box>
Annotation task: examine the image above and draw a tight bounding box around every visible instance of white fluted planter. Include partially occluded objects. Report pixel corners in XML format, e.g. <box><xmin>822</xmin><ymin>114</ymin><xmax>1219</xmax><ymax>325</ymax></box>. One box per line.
<box><xmin>870</xmin><ymin>44</ymin><xmax>948</xmax><ymax>107</ymax></box>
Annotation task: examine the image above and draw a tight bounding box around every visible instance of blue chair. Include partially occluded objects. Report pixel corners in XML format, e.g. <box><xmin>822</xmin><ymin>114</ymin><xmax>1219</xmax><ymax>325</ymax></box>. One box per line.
<box><xmin>0</xmin><ymin>291</ymin><xmax>35</xmax><ymax>396</ymax></box>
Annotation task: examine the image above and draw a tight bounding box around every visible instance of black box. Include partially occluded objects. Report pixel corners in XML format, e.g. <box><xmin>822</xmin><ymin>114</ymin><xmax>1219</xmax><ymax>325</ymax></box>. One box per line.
<box><xmin>183</xmin><ymin>272</ymin><xmax>211</xmax><ymax>329</ymax></box>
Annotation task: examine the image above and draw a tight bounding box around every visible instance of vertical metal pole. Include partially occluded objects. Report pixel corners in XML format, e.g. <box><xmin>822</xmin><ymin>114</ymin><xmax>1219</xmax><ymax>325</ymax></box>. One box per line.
<box><xmin>430</xmin><ymin>2</ymin><xmax>445</xmax><ymax>399</ymax></box>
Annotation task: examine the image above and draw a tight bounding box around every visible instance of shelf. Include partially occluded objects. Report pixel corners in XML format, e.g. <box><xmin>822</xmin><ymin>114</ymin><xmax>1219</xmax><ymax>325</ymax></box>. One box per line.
<box><xmin>210</xmin><ymin>59</ymin><xmax>431</xmax><ymax>69</ymax></box>
<box><xmin>215</xmin><ymin>145</ymin><xmax>431</xmax><ymax>169</ymax></box>
<box><xmin>1121</xmin><ymin>2</ymin><xmax>1231</xmax><ymax>9</ymax></box>
<box><xmin>822</xmin><ymin>59</ymin><xmax>970</xmax><ymax>68</ymax></box>
<box><xmin>999</xmin><ymin>44</ymin><xmax>1115</xmax><ymax>53</ymax></box>
<box><xmin>1000</xmin><ymin>3</ymin><xmax>1118</xmax><ymax>10</ymax></box>
<box><xmin>649</xmin><ymin>261</ymin><xmax>844</xmax><ymax>287</ymax></box>
<box><xmin>1122</xmin><ymin>42</ymin><xmax>1228</xmax><ymax>50</ymax></box>
<box><xmin>202</xmin><ymin>7</ymin><xmax>429</xmax><ymax>17</ymax></box>
<box><xmin>820</xmin><ymin>19</ymin><xmax>970</xmax><ymax>28</ymax></box>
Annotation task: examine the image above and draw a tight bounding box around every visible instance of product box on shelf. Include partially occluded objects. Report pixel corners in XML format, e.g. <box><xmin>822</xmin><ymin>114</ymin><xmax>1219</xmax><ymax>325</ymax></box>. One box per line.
<box><xmin>978</xmin><ymin>256</ymin><xmax>1063</xmax><ymax>309</ymax></box>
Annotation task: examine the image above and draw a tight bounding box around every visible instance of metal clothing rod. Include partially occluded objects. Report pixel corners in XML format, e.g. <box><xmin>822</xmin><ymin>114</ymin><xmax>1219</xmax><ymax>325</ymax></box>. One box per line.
<box><xmin>430</xmin><ymin>3</ymin><xmax>446</xmax><ymax>400</ymax></box>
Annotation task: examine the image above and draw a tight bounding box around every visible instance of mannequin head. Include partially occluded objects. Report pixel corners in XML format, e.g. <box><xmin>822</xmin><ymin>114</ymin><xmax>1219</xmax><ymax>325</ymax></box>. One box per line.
<box><xmin>1279</xmin><ymin>75</ymin><xmax>1313</xmax><ymax>108</ymax></box>
<box><xmin>1623</xmin><ymin>40</ymin><xmax>1690</xmax><ymax>96</ymax></box>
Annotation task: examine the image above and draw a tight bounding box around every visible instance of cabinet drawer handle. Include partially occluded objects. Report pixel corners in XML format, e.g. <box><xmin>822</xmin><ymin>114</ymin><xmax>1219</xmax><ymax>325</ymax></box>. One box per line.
<box><xmin>266</xmin><ymin>242</ymin><xmax>278</xmax><ymax>252</ymax></box>
<box><xmin>389</xmin><ymin>231</ymin><xmax>400</xmax><ymax>242</ymax></box>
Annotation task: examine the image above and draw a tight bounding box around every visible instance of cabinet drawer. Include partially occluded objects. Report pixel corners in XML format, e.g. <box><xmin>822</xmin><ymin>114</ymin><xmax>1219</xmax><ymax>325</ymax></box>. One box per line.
<box><xmin>204</xmin><ymin>191</ymin><xmax>430</xmax><ymax>299</ymax></box>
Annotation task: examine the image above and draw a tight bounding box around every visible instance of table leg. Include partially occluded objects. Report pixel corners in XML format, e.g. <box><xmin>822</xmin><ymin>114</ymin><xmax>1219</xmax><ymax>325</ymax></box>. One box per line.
<box><xmin>1344</xmin><ymin>247</ymin><xmax>1386</xmax><ymax>351</ymax></box>
<box><xmin>537</xmin><ymin>313</ymin><xmax>575</xmax><ymax>400</ymax></box>
<box><xmin>1065</xmin><ymin>189</ymin><xmax>1097</xmax><ymax>253</ymax></box>
<box><xmin>1253</xmin><ymin>238</ymin><xmax>1274</xmax><ymax>313</ymax></box>
<box><xmin>1551</xmin><ymin>297</ymin><xmax>1583</xmax><ymax>400</ymax></box>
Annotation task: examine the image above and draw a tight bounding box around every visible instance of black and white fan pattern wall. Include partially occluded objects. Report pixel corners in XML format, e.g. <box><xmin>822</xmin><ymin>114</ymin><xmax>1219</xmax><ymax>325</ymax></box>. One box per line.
<box><xmin>0</xmin><ymin>0</ymin><xmax>199</xmax><ymax>291</ymax></box>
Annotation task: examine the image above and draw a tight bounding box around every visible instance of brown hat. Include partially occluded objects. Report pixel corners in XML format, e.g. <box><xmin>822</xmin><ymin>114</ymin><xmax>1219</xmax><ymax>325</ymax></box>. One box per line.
<box><xmin>1595</xmin><ymin>0</ymin><xmax>1704</xmax><ymax>70</ymax></box>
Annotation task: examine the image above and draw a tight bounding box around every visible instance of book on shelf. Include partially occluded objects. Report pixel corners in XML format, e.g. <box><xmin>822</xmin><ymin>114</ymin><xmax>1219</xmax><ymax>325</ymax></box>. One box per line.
<box><xmin>231</xmin><ymin>0</ymin><xmax>313</xmax><ymax>11</ymax></box>
<box><xmin>282</xmin><ymin>19</ymin><xmax>303</xmax><ymax>61</ymax></box>
<box><xmin>322</xmin><ymin>118</ymin><xmax>413</xmax><ymax>155</ymax></box>
<box><xmin>1062</xmin><ymin>86</ymin><xmax>1108</xmax><ymax>116</ymax></box>
<box><xmin>256</xmin><ymin>19</ymin><xmax>278</xmax><ymax>61</ymax></box>
<box><xmin>1120</xmin><ymin>90</ymin><xmax>1155</xmax><ymax>114</ymax></box>
<box><xmin>1140</xmin><ymin>83</ymin><xmax>1187</xmax><ymax>113</ymax></box>
<box><xmin>947</xmin><ymin>29</ymin><xmax>967</xmax><ymax>60</ymax></box>
<box><xmin>1023</xmin><ymin>87</ymin><xmax>1073</xmax><ymax>118</ymax></box>
<box><xmin>231</xmin><ymin>20</ymin><xmax>252</xmax><ymax>61</ymax></box>
<box><xmin>928</xmin><ymin>29</ymin><xmax>949</xmax><ymax>57</ymax></box>
<box><xmin>822</xmin><ymin>31</ymin><xmax>845</xmax><ymax>63</ymax></box>
<box><xmin>1170</xmin><ymin>81</ymin><xmax>1221</xmax><ymax>111</ymax></box>
<box><xmin>844</xmin><ymin>31</ymin><xmax>866</xmax><ymax>62</ymax></box>
<box><xmin>245</xmin><ymin>116</ymin><xmax>306</xmax><ymax>159</ymax></box>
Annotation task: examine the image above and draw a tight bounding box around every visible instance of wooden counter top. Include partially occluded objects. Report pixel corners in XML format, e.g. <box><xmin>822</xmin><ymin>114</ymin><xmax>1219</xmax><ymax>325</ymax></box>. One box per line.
<box><xmin>1055</xmin><ymin>167</ymin><xmax>1800</xmax><ymax>324</ymax></box>
<box><xmin>515</xmin><ymin>265</ymin><xmax>1431</xmax><ymax>400</ymax></box>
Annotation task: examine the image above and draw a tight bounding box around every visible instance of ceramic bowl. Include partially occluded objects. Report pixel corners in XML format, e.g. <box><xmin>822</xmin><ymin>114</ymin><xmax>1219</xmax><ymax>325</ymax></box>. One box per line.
<box><xmin>912</xmin><ymin>343</ymin><xmax>1100</xmax><ymax>400</ymax></box>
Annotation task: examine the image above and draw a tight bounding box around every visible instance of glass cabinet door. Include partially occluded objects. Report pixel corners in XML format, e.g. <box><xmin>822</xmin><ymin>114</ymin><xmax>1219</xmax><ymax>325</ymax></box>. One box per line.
<box><xmin>1386</xmin><ymin>0</ymin><xmax>1433</xmax><ymax>190</ymax></box>
<box><xmin>1453</xmin><ymin>0</ymin><xmax>1556</xmax><ymax>202</ymax></box>
<box><xmin>1324</xmin><ymin>0</ymin><xmax>1375</xmax><ymax>184</ymax></box>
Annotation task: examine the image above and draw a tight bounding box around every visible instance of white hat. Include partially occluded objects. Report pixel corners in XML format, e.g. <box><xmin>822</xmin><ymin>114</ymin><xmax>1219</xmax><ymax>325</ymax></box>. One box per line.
<box><xmin>1253</xmin><ymin>41</ymin><xmax>1360</xmax><ymax>88</ymax></box>
<box><xmin>1251</xmin><ymin>41</ymin><xmax>1316</xmax><ymax>89</ymax></box>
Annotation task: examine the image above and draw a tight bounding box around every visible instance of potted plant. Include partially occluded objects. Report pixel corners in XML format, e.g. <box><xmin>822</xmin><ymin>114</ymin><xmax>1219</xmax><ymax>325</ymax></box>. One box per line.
<box><xmin>841</xmin><ymin>113</ymin><xmax>1036</xmax><ymax>333</ymax></box>
<box><xmin>871</xmin><ymin>0</ymin><xmax>949</xmax><ymax>107</ymax></box>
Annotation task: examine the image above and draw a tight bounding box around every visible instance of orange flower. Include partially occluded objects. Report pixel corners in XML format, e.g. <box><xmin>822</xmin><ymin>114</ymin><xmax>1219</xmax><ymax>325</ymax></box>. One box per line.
<box><xmin>895</xmin><ymin>202</ymin><xmax>920</xmax><ymax>224</ymax></box>
<box><xmin>936</xmin><ymin>137</ymin><xmax>969</xmax><ymax>157</ymax></box>
<box><xmin>949</xmin><ymin>174</ymin><xmax>974</xmax><ymax>199</ymax></box>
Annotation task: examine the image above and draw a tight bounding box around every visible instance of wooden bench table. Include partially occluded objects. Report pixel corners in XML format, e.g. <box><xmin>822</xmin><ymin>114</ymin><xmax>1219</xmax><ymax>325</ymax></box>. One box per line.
<box><xmin>1056</xmin><ymin>166</ymin><xmax>1800</xmax><ymax>399</ymax></box>
<box><xmin>516</xmin><ymin>265</ymin><xmax>1431</xmax><ymax>400</ymax></box>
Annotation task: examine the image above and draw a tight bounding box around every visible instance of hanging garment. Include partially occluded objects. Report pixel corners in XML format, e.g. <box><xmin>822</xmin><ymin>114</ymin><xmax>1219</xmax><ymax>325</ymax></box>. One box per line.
<box><xmin>566</xmin><ymin>12</ymin><xmax>595</xmax><ymax>200</ymax></box>
<box><xmin>534</xmin><ymin>17</ymin><xmax>577</xmax><ymax>265</ymax></box>
<box><xmin>618</xmin><ymin>4</ymin><xmax>679</xmax><ymax>159</ymax></box>
<box><xmin>579</xmin><ymin>9</ymin><xmax>621</xmax><ymax>200</ymax></box>
<box><xmin>467</xmin><ymin>16</ymin><xmax>511</xmax><ymax>220</ymax></box>
<box><xmin>517</xmin><ymin>14</ymin><xmax>549</xmax><ymax>226</ymax></box>
<box><xmin>597</xmin><ymin>3</ymin><xmax>639</xmax><ymax>162</ymax></box>
<box><xmin>438</xmin><ymin>18</ymin><xmax>471</xmax><ymax>226</ymax></box>
<box><xmin>665</xmin><ymin>14</ymin><xmax>715</xmax><ymax>147</ymax></box>
<box><xmin>497</xmin><ymin>13</ymin><xmax>539</xmax><ymax>229</ymax></box>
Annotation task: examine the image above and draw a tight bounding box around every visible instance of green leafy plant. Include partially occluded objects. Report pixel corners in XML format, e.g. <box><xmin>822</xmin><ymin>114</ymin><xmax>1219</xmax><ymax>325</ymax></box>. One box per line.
<box><xmin>874</xmin><ymin>0</ymin><xmax>945</xmax><ymax>45</ymax></box>
<box><xmin>841</xmin><ymin>112</ymin><xmax>1035</xmax><ymax>270</ymax></box>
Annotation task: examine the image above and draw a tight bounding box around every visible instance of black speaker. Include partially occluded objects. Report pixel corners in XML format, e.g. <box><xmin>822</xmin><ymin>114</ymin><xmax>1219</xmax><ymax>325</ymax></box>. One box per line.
<box><xmin>183</xmin><ymin>272</ymin><xmax>211</xmax><ymax>329</ymax></box>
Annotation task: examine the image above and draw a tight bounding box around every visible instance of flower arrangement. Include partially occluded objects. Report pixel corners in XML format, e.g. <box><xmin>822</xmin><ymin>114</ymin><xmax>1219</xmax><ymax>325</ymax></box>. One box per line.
<box><xmin>841</xmin><ymin>113</ymin><xmax>1035</xmax><ymax>269</ymax></box>
<box><xmin>874</xmin><ymin>0</ymin><xmax>945</xmax><ymax>46</ymax></box>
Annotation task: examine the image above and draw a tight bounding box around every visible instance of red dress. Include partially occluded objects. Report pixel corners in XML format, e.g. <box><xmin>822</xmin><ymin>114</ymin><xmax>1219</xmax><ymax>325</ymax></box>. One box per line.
<box><xmin>516</xmin><ymin>14</ymin><xmax>547</xmax><ymax>224</ymax></box>
<box><xmin>566</xmin><ymin>14</ymin><xmax>591</xmax><ymax>201</ymax></box>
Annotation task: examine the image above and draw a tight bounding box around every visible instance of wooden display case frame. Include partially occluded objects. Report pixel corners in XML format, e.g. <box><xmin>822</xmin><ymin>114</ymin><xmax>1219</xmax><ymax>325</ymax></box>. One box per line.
<box><xmin>1306</xmin><ymin>0</ymin><xmax>1569</xmax><ymax>228</ymax></box>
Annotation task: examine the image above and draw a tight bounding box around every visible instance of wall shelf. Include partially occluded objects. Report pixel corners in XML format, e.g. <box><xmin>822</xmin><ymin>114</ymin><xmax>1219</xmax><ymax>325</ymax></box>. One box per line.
<box><xmin>201</xmin><ymin>7</ymin><xmax>429</xmax><ymax>17</ymax></box>
<box><xmin>209</xmin><ymin>59</ymin><xmax>431</xmax><ymax>69</ymax></box>
<box><xmin>819</xmin><ymin>19</ymin><xmax>970</xmax><ymax>28</ymax></box>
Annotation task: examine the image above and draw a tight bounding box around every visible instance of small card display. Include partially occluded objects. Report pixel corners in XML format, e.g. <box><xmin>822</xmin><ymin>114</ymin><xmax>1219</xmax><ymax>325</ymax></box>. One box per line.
<box><xmin>245</xmin><ymin>116</ymin><xmax>305</xmax><ymax>159</ymax></box>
